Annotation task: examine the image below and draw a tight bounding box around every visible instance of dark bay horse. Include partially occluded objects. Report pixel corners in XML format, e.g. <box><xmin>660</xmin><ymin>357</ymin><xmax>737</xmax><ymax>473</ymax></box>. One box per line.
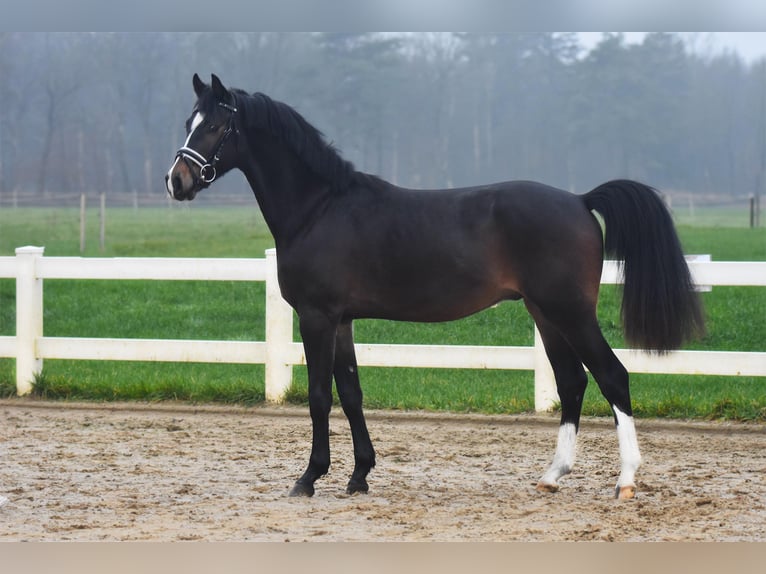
<box><xmin>166</xmin><ymin>74</ymin><xmax>704</xmax><ymax>500</ymax></box>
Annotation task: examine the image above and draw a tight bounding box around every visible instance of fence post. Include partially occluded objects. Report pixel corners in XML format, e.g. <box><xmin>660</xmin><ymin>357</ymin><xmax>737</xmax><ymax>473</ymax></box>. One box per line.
<box><xmin>99</xmin><ymin>192</ymin><xmax>106</xmax><ymax>252</ymax></box>
<box><xmin>15</xmin><ymin>246</ymin><xmax>44</xmax><ymax>396</ymax></box>
<box><xmin>80</xmin><ymin>193</ymin><xmax>86</xmax><ymax>254</ymax></box>
<box><xmin>264</xmin><ymin>248</ymin><xmax>293</xmax><ymax>402</ymax></box>
<box><xmin>533</xmin><ymin>326</ymin><xmax>557</xmax><ymax>412</ymax></box>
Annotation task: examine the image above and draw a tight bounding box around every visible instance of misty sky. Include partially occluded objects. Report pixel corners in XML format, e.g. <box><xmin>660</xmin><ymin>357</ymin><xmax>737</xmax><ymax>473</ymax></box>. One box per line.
<box><xmin>578</xmin><ymin>32</ymin><xmax>766</xmax><ymax>63</ymax></box>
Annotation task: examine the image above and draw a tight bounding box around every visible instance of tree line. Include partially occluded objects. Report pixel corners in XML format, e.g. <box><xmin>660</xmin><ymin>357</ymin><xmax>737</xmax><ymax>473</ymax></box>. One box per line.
<box><xmin>0</xmin><ymin>32</ymin><xmax>764</xmax><ymax>203</ymax></box>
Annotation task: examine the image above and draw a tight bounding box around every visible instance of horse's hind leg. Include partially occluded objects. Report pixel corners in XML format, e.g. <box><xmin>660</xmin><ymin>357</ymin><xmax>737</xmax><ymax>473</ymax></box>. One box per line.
<box><xmin>560</xmin><ymin>317</ymin><xmax>642</xmax><ymax>499</ymax></box>
<box><xmin>526</xmin><ymin>295</ymin><xmax>641</xmax><ymax>499</ymax></box>
<box><xmin>526</xmin><ymin>304</ymin><xmax>589</xmax><ymax>493</ymax></box>
<box><xmin>333</xmin><ymin>321</ymin><xmax>376</xmax><ymax>494</ymax></box>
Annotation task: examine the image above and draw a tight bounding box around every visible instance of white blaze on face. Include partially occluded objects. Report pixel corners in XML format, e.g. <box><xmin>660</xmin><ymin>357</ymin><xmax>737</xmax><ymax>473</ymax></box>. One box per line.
<box><xmin>188</xmin><ymin>112</ymin><xmax>205</xmax><ymax>141</ymax></box>
<box><xmin>166</xmin><ymin>112</ymin><xmax>205</xmax><ymax>196</ymax></box>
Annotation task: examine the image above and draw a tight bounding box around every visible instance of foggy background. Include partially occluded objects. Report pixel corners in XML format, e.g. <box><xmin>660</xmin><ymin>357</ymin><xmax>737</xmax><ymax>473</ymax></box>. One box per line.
<box><xmin>1</xmin><ymin>32</ymin><xmax>765</xmax><ymax>208</ymax></box>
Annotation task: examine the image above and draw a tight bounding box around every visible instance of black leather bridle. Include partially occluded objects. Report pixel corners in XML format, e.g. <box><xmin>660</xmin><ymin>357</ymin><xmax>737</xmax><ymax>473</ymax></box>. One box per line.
<box><xmin>175</xmin><ymin>101</ymin><xmax>238</xmax><ymax>186</ymax></box>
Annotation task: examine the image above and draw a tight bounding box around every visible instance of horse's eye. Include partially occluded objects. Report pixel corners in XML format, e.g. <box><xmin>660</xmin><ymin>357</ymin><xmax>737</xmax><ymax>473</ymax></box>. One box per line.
<box><xmin>207</xmin><ymin>123</ymin><xmax>218</xmax><ymax>132</ymax></box>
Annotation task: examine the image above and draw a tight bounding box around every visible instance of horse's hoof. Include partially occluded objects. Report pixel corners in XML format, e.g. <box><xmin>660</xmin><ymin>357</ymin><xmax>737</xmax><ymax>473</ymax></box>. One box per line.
<box><xmin>536</xmin><ymin>482</ymin><xmax>559</xmax><ymax>494</ymax></box>
<box><xmin>346</xmin><ymin>479</ymin><xmax>369</xmax><ymax>495</ymax></box>
<box><xmin>616</xmin><ymin>485</ymin><xmax>636</xmax><ymax>500</ymax></box>
<box><xmin>289</xmin><ymin>481</ymin><xmax>315</xmax><ymax>497</ymax></box>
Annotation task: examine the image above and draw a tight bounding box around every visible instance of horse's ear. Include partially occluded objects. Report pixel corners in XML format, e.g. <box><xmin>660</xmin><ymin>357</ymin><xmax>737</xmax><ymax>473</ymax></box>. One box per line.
<box><xmin>193</xmin><ymin>73</ymin><xmax>206</xmax><ymax>97</ymax></box>
<box><xmin>211</xmin><ymin>74</ymin><xmax>236</xmax><ymax>108</ymax></box>
<box><xmin>211</xmin><ymin>74</ymin><xmax>229</xmax><ymax>100</ymax></box>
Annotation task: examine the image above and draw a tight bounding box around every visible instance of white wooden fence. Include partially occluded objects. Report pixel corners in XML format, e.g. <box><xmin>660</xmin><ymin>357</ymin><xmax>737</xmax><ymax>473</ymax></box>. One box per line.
<box><xmin>1</xmin><ymin>246</ymin><xmax>765</xmax><ymax>411</ymax></box>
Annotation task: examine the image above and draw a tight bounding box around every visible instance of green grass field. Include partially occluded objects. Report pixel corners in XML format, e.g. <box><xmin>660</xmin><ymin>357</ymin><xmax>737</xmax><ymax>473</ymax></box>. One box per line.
<box><xmin>1</xmin><ymin>204</ymin><xmax>765</xmax><ymax>420</ymax></box>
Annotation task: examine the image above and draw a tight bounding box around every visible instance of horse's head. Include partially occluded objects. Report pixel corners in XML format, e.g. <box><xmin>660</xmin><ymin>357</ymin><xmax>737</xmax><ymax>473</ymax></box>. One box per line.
<box><xmin>165</xmin><ymin>74</ymin><xmax>240</xmax><ymax>201</ymax></box>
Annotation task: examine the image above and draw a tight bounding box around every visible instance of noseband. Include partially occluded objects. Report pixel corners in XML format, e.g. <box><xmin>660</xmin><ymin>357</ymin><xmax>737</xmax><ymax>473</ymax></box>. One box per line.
<box><xmin>175</xmin><ymin>101</ymin><xmax>238</xmax><ymax>186</ymax></box>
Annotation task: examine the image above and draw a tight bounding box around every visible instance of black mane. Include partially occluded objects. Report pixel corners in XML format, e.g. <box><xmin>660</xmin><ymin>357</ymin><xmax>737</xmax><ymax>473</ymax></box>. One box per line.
<box><xmin>198</xmin><ymin>87</ymin><xmax>360</xmax><ymax>193</ymax></box>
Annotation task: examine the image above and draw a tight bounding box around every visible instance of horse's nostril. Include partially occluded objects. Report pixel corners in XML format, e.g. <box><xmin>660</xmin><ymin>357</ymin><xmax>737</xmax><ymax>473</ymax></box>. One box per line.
<box><xmin>172</xmin><ymin>175</ymin><xmax>183</xmax><ymax>195</ymax></box>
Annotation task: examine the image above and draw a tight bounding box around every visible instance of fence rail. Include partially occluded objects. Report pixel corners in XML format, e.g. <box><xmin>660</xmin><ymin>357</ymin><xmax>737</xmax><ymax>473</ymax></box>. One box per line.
<box><xmin>1</xmin><ymin>246</ymin><xmax>765</xmax><ymax>411</ymax></box>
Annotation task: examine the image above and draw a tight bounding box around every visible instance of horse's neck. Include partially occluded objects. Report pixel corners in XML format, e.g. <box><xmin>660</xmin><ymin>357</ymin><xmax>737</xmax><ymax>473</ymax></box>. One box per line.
<box><xmin>240</xmin><ymin>152</ymin><xmax>333</xmax><ymax>247</ymax></box>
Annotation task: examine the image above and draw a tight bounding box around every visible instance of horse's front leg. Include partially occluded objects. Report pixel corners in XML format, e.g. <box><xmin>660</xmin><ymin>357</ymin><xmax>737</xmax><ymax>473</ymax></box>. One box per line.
<box><xmin>289</xmin><ymin>311</ymin><xmax>338</xmax><ymax>497</ymax></box>
<box><xmin>333</xmin><ymin>320</ymin><xmax>375</xmax><ymax>494</ymax></box>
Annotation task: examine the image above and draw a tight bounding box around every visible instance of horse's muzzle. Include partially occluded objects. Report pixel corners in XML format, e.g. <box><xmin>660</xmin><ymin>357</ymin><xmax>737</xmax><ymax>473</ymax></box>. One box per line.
<box><xmin>165</xmin><ymin>162</ymin><xmax>199</xmax><ymax>201</ymax></box>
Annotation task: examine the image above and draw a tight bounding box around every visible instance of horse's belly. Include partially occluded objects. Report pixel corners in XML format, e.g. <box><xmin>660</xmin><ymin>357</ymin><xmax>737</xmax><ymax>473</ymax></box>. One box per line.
<box><xmin>346</xmin><ymin>277</ymin><xmax>517</xmax><ymax>323</ymax></box>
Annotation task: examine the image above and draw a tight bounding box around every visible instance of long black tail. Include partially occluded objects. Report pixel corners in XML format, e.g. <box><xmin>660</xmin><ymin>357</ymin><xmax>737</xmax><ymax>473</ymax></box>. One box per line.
<box><xmin>583</xmin><ymin>179</ymin><xmax>705</xmax><ymax>352</ymax></box>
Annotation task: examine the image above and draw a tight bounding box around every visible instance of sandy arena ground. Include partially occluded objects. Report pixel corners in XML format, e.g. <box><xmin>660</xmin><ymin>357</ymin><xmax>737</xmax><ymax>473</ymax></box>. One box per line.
<box><xmin>0</xmin><ymin>400</ymin><xmax>764</xmax><ymax>542</ymax></box>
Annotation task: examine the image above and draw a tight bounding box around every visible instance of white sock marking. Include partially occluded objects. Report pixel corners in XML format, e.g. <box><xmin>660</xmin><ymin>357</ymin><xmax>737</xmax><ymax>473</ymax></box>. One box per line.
<box><xmin>613</xmin><ymin>405</ymin><xmax>641</xmax><ymax>489</ymax></box>
<box><xmin>539</xmin><ymin>422</ymin><xmax>578</xmax><ymax>487</ymax></box>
